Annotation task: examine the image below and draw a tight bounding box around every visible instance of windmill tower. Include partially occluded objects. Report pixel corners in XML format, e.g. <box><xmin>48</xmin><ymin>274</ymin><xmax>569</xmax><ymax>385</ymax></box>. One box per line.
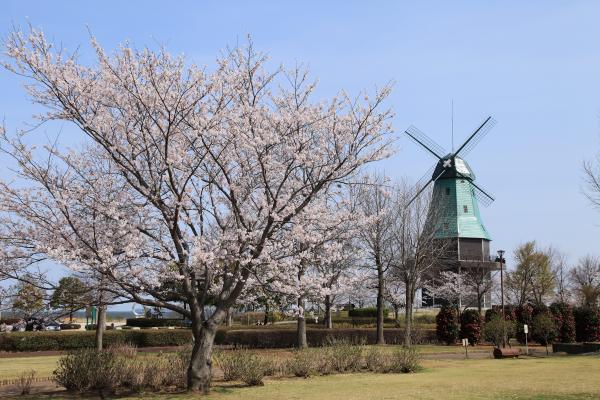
<box><xmin>404</xmin><ymin>116</ymin><xmax>498</xmax><ymax>307</ymax></box>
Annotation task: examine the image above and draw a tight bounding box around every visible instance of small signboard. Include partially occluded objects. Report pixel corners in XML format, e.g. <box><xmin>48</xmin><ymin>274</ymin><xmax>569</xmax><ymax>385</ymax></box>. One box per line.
<box><xmin>462</xmin><ymin>338</ymin><xmax>469</xmax><ymax>346</ymax></box>
<box><xmin>523</xmin><ymin>324</ymin><xmax>528</xmax><ymax>334</ymax></box>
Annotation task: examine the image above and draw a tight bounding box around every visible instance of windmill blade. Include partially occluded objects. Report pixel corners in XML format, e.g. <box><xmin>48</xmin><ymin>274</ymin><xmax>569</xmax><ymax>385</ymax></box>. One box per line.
<box><xmin>454</xmin><ymin>116</ymin><xmax>497</xmax><ymax>158</ymax></box>
<box><xmin>455</xmin><ymin>174</ymin><xmax>495</xmax><ymax>208</ymax></box>
<box><xmin>407</xmin><ymin>168</ymin><xmax>446</xmax><ymax>207</ymax></box>
<box><xmin>413</xmin><ymin>163</ymin><xmax>436</xmax><ymax>194</ymax></box>
<box><xmin>404</xmin><ymin>125</ymin><xmax>446</xmax><ymax>160</ymax></box>
<box><xmin>454</xmin><ymin>170</ymin><xmax>495</xmax><ymax>207</ymax></box>
<box><xmin>473</xmin><ymin>186</ymin><xmax>495</xmax><ymax>207</ymax></box>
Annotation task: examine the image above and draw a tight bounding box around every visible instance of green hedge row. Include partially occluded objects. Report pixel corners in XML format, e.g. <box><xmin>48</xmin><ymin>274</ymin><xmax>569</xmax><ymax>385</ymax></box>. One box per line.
<box><xmin>348</xmin><ymin>307</ymin><xmax>390</xmax><ymax>318</ymax></box>
<box><xmin>214</xmin><ymin>328</ymin><xmax>436</xmax><ymax>348</ymax></box>
<box><xmin>125</xmin><ymin>318</ymin><xmax>189</xmax><ymax>328</ymax></box>
<box><xmin>0</xmin><ymin>327</ymin><xmax>436</xmax><ymax>351</ymax></box>
<box><xmin>0</xmin><ymin>330</ymin><xmax>192</xmax><ymax>352</ymax></box>
<box><xmin>306</xmin><ymin>317</ymin><xmax>398</xmax><ymax>326</ymax></box>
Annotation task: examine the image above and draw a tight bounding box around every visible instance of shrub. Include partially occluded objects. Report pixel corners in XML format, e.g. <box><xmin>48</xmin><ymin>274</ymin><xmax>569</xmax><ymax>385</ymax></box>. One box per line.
<box><xmin>549</xmin><ymin>302</ymin><xmax>576</xmax><ymax>343</ymax></box>
<box><xmin>388</xmin><ymin>347</ymin><xmax>422</xmax><ymax>373</ymax></box>
<box><xmin>285</xmin><ymin>350</ymin><xmax>316</xmax><ymax>377</ymax></box>
<box><xmin>348</xmin><ymin>307</ymin><xmax>389</xmax><ymax>318</ymax></box>
<box><xmin>53</xmin><ymin>349</ymin><xmax>122</xmax><ymax>393</ymax></box>
<box><xmin>125</xmin><ymin>318</ymin><xmax>189</xmax><ymax>328</ymax></box>
<box><xmin>215</xmin><ymin>350</ymin><xmax>273</xmax><ymax>386</ymax></box>
<box><xmin>436</xmin><ymin>305</ymin><xmax>459</xmax><ymax>345</ymax></box>
<box><xmin>483</xmin><ymin>317</ymin><xmax>515</xmax><ymax>348</ymax></box>
<box><xmin>515</xmin><ymin>304</ymin><xmax>534</xmax><ymax>344</ymax></box>
<box><xmin>460</xmin><ymin>310</ymin><xmax>482</xmax><ymax>345</ymax></box>
<box><xmin>325</xmin><ymin>338</ymin><xmax>363</xmax><ymax>372</ymax></box>
<box><xmin>17</xmin><ymin>370</ymin><xmax>36</xmax><ymax>395</ymax></box>
<box><xmin>364</xmin><ymin>347</ymin><xmax>389</xmax><ymax>373</ymax></box>
<box><xmin>59</xmin><ymin>323</ymin><xmax>81</xmax><ymax>330</ymax></box>
<box><xmin>532</xmin><ymin>314</ymin><xmax>557</xmax><ymax>354</ymax></box>
<box><xmin>573</xmin><ymin>306</ymin><xmax>600</xmax><ymax>342</ymax></box>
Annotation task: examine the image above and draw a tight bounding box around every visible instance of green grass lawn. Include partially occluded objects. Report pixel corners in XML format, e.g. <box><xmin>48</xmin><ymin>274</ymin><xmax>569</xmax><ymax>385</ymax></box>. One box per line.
<box><xmin>201</xmin><ymin>356</ymin><xmax>600</xmax><ymax>400</ymax></box>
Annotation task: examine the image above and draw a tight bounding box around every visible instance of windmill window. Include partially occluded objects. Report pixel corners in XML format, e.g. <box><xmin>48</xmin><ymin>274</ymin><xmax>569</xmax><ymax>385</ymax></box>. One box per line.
<box><xmin>445</xmin><ymin>188</ymin><xmax>450</xmax><ymax>195</ymax></box>
<box><xmin>443</xmin><ymin>223</ymin><xmax>449</xmax><ymax>230</ymax></box>
<box><xmin>463</xmin><ymin>205</ymin><xmax>468</xmax><ymax>213</ymax></box>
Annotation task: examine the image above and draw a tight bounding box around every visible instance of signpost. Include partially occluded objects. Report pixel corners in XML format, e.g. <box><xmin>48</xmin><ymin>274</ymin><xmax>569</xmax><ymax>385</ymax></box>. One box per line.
<box><xmin>524</xmin><ymin>324</ymin><xmax>529</xmax><ymax>355</ymax></box>
<box><xmin>462</xmin><ymin>338</ymin><xmax>469</xmax><ymax>359</ymax></box>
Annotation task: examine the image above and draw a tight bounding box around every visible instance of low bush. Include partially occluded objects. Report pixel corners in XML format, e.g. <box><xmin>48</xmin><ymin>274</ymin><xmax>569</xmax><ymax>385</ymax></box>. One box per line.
<box><xmin>17</xmin><ymin>370</ymin><xmax>36</xmax><ymax>395</ymax></box>
<box><xmin>53</xmin><ymin>349</ymin><xmax>122</xmax><ymax>393</ymax></box>
<box><xmin>348</xmin><ymin>307</ymin><xmax>389</xmax><ymax>318</ymax></box>
<box><xmin>54</xmin><ymin>345</ymin><xmax>187</xmax><ymax>394</ymax></box>
<box><xmin>483</xmin><ymin>317</ymin><xmax>515</xmax><ymax>348</ymax></box>
<box><xmin>460</xmin><ymin>310</ymin><xmax>482</xmax><ymax>345</ymax></box>
<box><xmin>215</xmin><ymin>350</ymin><xmax>273</xmax><ymax>386</ymax></box>
<box><xmin>388</xmin><ymin>347</ymin><xmax>422</xmax><ymax>373</ymax></box>
<box><xmin>573</xmin><ymin>306</ymin><xmax>600</xmax><ymax>342</ymax></box>
<box><xmin>59</xmin><ymin>323</ymin><xmax>81</xmax><ymax>330</ymax></box>
<box><xmin>549</xmin><ymin>302</ymin><xmax>576</xmax><ymax>343</ymax></box>
<box><xmin>325</xmin><ymin>338</ymin><xmax>363</xmax><ymax>372</ymax></box>
<box><xmin>532</xmin><ymin>313</ymin><xmax>557</xmax><ymax>354</ymax></box>
<box><xmin>285</xmin><ymin>349</ymin><xmax>316</xmax><ymax>377</ymax></box>
<box><xmin>436</xmin><ymin>305</ymin><xmax>459</xmax><ymax>345</ymax></box>
<box><xmin>364</xmin><ymin>347</ymin><xmax>388</xmax><ymax>373</ymax></box>
<box><xmin>125</xmin><ymin>318</ymin><xmax>189</xmax><ymax>328</ymax></box>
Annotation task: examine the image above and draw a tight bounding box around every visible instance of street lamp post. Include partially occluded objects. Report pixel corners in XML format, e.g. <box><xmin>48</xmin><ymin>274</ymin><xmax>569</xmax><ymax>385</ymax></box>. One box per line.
<box><xmin>495</xmin><ymin>250</ymin><xmax>506</xmax><ymax>348</ymax></box>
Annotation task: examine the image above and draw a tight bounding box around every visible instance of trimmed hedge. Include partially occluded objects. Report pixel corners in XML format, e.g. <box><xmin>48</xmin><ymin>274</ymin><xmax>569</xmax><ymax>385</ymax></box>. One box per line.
<box><xmin>0</xmin><ymin>327</ymin><xmax>437</xmax><ymax>352</ymax></box>
<box><xmin>436</xmin><ymin>305</ymin><xmax>459</xmax><ymax>345</ymax></box>
<box><xmin>215</xmin><ymin>328</ymin><xmax>436</xmax><ymax>348</ymax></box>
<box><xmin>306</xmin><ymin>317</ymin><xmax>398</xmax><ymax>327</ymax></box>
<box><xmin>460</xmin><ymin>310</ymin><xmax>482</xmax><ymax>345</ymax></box>
<box><xmin>125</xmin><ymin>318</ymin><xmax>189</xmax><ymax>328</ymax></box>
<box><xmin>0</xmin><ymin>329</ymin><xmax>192</xmax><ymax>352</ymax></box>
<box><xmin>59</xmin><ymin>323</ymin><xmax>81</xmax><ymax>330</ymax></box>
<box><xmin>573</xmin><ymin>306</ymin><xmax>600</xmax><ymax>342</ymax></box>
<box><xmin>348</xmin><ymin>307</ymin><xmax>389</xmax><ymax>318</ymax></box>
<box><xmin>549</xmin><ymin>302</ymin><xmax>576</xmax><ymax>343</ymax></box>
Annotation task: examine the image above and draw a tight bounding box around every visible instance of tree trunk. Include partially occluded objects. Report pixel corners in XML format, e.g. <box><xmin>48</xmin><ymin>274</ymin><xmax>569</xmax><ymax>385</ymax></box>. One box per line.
<box><xmin>376</xmin><ymin>261</ymin><xmax>385</xmax><ymax>345</ymax></box>
<box><xmin>393</xmin><ymin>305</ymin><xmax>400</xmax><ymax>327</ymax></box>
<box><xmin>226</xmin><ymin>308</ymin><xmax>233</xmax><ymax>327</ymax></box>
<box><xmin>297</xmin><ymin>296</ymin><xmax>307</xmax><ymax>348</ymax></box>
<box><xmin>263</xmin><ymin>303</ymin><xmax>269</xmax><ymax>326</ymax></box>
<box><xmin>69</xmin><ymin>311</ymin><xmax>73</xmax><ymax>323</ymax></box>
<box><xmin>324</xmin><ymin>294</ymin><xmax>333</xmax><ymax>329</ymax></box>
<box><xmin>95</xmin><ymin>305</ymin><xmax>106</xmax><ymax>351</ymax></box>
<box><xmin>187</xmin><ymin>322</ymin><xmax>218</xmax><ymax>393</ymax></box>
<box><xmin>404</xmin><ymin>285</ymin><xmax>414</xmax><ymax>347</ymax></box>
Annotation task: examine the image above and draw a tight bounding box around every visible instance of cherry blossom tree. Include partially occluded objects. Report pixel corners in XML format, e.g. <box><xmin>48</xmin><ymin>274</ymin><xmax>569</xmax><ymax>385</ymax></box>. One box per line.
<box><xmin>0</xmin><ymin>27</ymin><xmax>393</xmax><ymax>393</ymax></box>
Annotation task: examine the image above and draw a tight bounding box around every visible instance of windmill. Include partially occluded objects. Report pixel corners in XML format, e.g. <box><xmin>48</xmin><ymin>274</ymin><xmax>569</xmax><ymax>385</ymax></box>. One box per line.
<box><xmin>403</xmin><ymin>116</ymin><xmax>499</xmax><ymax>307</ymax></box>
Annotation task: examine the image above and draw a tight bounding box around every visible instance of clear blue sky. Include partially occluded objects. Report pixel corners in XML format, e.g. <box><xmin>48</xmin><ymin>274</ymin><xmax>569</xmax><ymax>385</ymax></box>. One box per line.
<box><xmin>1</xmin><ymin>1</ymin><xmax>600</xmax><ymax>273</ymax></box>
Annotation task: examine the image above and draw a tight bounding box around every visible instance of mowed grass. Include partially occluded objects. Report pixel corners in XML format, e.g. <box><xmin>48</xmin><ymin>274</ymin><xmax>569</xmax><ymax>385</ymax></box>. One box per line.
<box><xmin>0</xmin><ymin>355</ymin><xmax>61</xmax><ymax>381</ymax></box>
<box><xmin>200</xmin><ymin>357</ymin><xmax>600</xmax><ymax>400</ymax></box>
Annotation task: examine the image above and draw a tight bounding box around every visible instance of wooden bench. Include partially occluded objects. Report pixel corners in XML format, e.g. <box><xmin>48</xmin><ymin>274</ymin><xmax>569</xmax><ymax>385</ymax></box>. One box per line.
<box><xmin>493</xmin><ymin>348</ymin><xmax>520</xmax><ymax>359</ymax></box>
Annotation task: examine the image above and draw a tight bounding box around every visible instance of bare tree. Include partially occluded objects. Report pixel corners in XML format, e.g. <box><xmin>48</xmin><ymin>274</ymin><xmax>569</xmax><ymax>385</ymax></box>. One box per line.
<box><xmin>352</xmin><ymin>174</ymin><xmax>396</xmax><ymax>344</ymax></box>
<box><xmin>391</xmin><ymin>183</ymin><xmax>447</xmax><ymax>347</ymax></box>
<box><xmin>570</xmin><ymin>255</ymin><xmax>600</xmax><ymax>307</ymax></box>
<box><xmin>583</xmin><ymin>152</ymin><xmax>600</xmax><ymax>208</ymax></box>
<box><xmin>547</xmin><ymin>247</ymin><xmax>572</xmax><ymax>304</ymax></box>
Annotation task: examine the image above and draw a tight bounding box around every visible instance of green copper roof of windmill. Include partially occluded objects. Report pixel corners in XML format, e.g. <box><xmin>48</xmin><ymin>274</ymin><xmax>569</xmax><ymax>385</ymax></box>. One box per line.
<box><xmin>404</xmin><ymin>116</ymin><xmax>497</xmax><ymax>241</ymax></box>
